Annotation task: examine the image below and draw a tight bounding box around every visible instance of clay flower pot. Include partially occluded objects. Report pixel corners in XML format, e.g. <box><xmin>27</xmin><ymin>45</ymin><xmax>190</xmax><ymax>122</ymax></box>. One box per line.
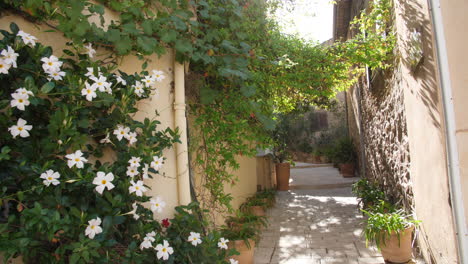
<box><xmin>228</xmin><ymin>239</ymin><xmax>255</xmax><ymax>264</ymax></box>
<box><xmin>340</xmin><ymin>163</ymin><xmax>355</xmax><ymax>177</ymax></box>
<box><xmin>275</xmin><ymin>163</ymin><xmax>290</xmax><ymax>191</ymax></box>
<box><xmin>380</xmin><ymin>226</ymin><xmax>414</xmax><ymax>263</ymax></box>
<box><xmin>249</xmin><ymin>205</ymin><xmax>265</xmax><ymax>217</ymax></box>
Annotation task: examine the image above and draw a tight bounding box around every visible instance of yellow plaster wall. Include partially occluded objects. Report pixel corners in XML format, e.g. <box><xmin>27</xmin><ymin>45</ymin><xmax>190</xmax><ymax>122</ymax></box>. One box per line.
<box><xmin>438</xmin><ymin>0</ymin><xmax>468</xmax><ymax>231</ymax></box>
<box><xmin>0</xmin><ymin>14</ymin><xmax>179</xmax><ymax>221</ymax></box>
<box><xmin>394</xmin><ymin>0</ymin><xmax>458</xmax><ymax>262</ymax></box>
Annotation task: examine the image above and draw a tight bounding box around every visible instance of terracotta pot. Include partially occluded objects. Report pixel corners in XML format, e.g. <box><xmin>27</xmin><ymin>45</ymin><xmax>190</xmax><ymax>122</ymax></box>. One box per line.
<box><xmin>340</xmin><ymin>163</ymin><xmax>355</xmax><ymax>177</ymax></box>
<box><xmin>320</xmin><ymin>156</ymin><xmax>329</xmax><ymax>163</ymax></box>
<box><xmin>275</xmin><ymin>163</ymin><xmax>290</xmax><ymax>191</ymax></box>
<box><xmin>380</xmin><ymin>226</ymin><xmax>414</xmax><ymax>263</ymax></box>
<box><xmin>228</xmin><ymin>239</ymin><xmax>255</xmax><ymax>264</ymax></box>
<box><xmin>249</xmin><ymin>205</ymin><xmax>265</xmax><ymax>217</ymax></box>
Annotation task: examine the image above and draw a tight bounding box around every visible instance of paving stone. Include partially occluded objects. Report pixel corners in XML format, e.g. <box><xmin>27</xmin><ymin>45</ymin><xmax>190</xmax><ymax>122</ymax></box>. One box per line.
<box><xmin>254</xmin><ymin>165</ymin><xmax>384</xmax><ymax>264</ymax></box>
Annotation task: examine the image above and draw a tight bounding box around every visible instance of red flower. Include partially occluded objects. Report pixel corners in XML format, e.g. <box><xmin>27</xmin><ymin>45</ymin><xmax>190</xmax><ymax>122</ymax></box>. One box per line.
<box><xmin>161</xmin><ymin>218</ymin><xmax>170</xmax><ymax>228</ymax></box>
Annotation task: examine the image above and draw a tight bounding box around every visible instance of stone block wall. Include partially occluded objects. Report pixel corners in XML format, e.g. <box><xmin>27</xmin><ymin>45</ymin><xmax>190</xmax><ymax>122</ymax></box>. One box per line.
<box><xmin>359</xmin><ymin>67</ymin><xmax>413</xmax><ymax>210</ymax></box>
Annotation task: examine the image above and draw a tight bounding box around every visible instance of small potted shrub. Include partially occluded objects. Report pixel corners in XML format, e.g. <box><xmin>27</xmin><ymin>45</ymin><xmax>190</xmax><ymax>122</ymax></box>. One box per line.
<box><xmin>362</xmin><ymin>201</ymin><xmax>420</xmax><ymax>263</ymax></box>
<box><xmin>334</xmin><ymin>137</ymin><xmax>357</xmax><ymax>177</ymax></box>
<box><xmin>352</xmin><ymin>178</ymin><xmax>386</xmax><ymax>209</ymax></box>
<box><xmin>222</xmin><ymin>213</ymin><xmax>266</xmax><ymax>264</ymax></box>
<box><xmin>254</xmin><ymin>189</ymin><xmax>277</xmax><ymax>208</ymax></box>
<box><xmin>240</xmin><ymin>197</ymin><xmax>267</xmax><ymax>217</ymax></box>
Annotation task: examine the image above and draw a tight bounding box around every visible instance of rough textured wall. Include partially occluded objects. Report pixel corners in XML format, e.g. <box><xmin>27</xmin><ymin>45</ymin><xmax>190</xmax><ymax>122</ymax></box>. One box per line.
<box><xmin>359</xmin><ymin>68</ymin><xmax>413</xmax><ymax>209</ymax></box>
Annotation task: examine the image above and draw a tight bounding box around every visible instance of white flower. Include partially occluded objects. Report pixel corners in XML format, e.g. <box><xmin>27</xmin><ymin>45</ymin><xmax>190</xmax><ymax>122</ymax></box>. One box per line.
<box><xmin>85</xmin><ymin>43</ymin><xmax>96</xmax><ymax>58</ymax></box>
<box><xmin>131</xmin><ymin>202</ymin><xmax>140</xmax><ymax>220</ymax></box>
<box><xmin>15</xmin><ymin>88</ymin><xmax>34</xmax><ymax>97</ymax></box>
<box><xmin>92</xmin><ymin>171</ymin><xmax>115</xmax><ymax>195</ymax></box>
<box><xmin>132</xmin><ymin>81</ymin><xmax>144</xmax><ymax>97</ymax></box>
<box><xmin>229</xmin><ymin>259</ymin><xmax>238</xmax><ymax>264</ymax></box>
<box><xmin>149</xmin><ymin>196</ymin><xmax>166</xmax><ymax>213</ymax></box>
<box><xmin>129</xmin><ymin>180</ymin><xmax>147</xmax><ymax>196</ymax></box>
<box><xmin>1</xmin><ymin>46</ymin><xmax>19</xmax><ymax>68</ymax></box>
<box><xmin>126</xmin><ymin>166</ymin><xmax>139</xmax><ymax>177</ymax></box>
<box><xmin>218</xmin><ymin>238</ymin><xmax>229</xmax><ymax>249</ymax></box>
<box><xmin>142</xmin><ymin>163</ymin><xmax>149</xmax><ymax>179</ymax></box>
<box><xmin>10</xmin><ymin>93</ymin><xmax>30</xmax><ymax>111</ymax></box>
<box><xmin>128</xmin><ymin>157</ymin><xmax>141</xmax><ymax>168</ymax></box>
<box><xmin>85</xmin><ymin>217</ymin><xmax>103</xmax><ymax>239</ymax></box>
<box><xmin>116</xmin><ymin>75</ymin><xmax>127</xmax><ymax>85</ymax></box>
<box><xmin>113</xmin><ymin>125</ymin><xmax>130</xmax><ymax>141</ymax></box>
<box><xmin>152</xmin><ymin>70</ymin><xmax>166</xmax><ymax>82</ymax></box>
<box><xmin>8</xmin><ymin>118</ymin><xmax>32</xmax><ymax>138</ymax></box>
<box><xmin>150</xmin><ymin>156</ymin><xmax>164</xmax><ymax>171</ymax></box>
<box><xmin>81</xmin><ymin>82</ymin><xmax>97</xmax><ymax>101</ymax></box>
<box><xmin>41</xmin><ymin>55</ymin><xmax>63</xmax><ymax>73</ymax></box>
<box><xmin>188</xmin><ymin>232</ymin><xmax>202</xmax><ymax>246</ymax></box>
<box><xmin>0</xmin><ymin>58</ymin><xmax>12</xmax><ymax>74</ymax></box>
<box><xmin>127</xmin><ymin>131</ymin><xmax>138</xmax><ymax>145</ymax></box>
<box><xmin>40</xmin><ymin>170</ymin><xmax>60</xmax><ymax>186</ymax></box>
<box><xmin>48</xmin><ymin>70</ymin><xmax>66</xmax><ymax>81</ymax></box>
<box><xmin>142</xmin><ymin>75</ymin><xmax>155</xmax><ymax>88</ymax></box>
<box><xmin>85</xmin><ymin>67</ymin><xmax>101</xmax><ymax>79</ymax></box>
<box><xmin>65</xmin><ymin>150</ymin><xmax>87</xmax><ymax>169</ymax></box>
<box><xmin>18</xmin><ymin>30</ymin><xmax>37</xmax><ymax>46</ymax></box>
<box><xmin>100</xmin><ymin>133</ymin><xmax>111</xmax><ymax>144</ymax></box>
<box><xmin>140</xmin><ymin>231</ymin><xmax>156</xmax><ymax>250</ymax></box>
<box><xmin>92</xmin><ymin>75</ymin><xmax>112</xmax><ymax>93</ymax></box>
<box><xmin>155</xmin><ymin>240</ymin><xmax>174</xmax><ymax>260</ymax></box>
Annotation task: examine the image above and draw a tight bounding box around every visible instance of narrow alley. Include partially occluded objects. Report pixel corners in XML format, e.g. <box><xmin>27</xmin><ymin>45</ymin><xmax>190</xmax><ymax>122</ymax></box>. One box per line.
<box><xmin>254</xmin><ymin>163</ymin><xmax>385</xmax><ymax>264</ymax></box>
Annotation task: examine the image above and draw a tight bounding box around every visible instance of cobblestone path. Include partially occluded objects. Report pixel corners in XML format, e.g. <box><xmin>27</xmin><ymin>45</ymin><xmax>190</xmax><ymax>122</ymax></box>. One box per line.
<box><xmin>254</xmin><ymin>164</ymin><xmax>385</xmax><ymax>264</ymax></box>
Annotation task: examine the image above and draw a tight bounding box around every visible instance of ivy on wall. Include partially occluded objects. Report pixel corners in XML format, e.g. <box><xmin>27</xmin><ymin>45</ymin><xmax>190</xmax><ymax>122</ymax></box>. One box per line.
<box><xmin>0</xmin><ymin>0</ymin><xmax>395</xmax><ymax>221</ymax></box>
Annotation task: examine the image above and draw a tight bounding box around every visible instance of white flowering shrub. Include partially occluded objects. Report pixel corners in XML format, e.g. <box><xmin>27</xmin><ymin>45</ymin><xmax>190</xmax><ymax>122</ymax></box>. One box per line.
<box><xmin>0</xmin><ymin>23</ymin><xmax>234</xmax><ymax>263</ymax></box>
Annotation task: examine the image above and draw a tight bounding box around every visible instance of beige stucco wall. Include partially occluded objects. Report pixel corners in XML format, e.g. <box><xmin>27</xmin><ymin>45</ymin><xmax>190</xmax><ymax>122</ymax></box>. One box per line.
<box><xmin>0</xmin><ymin>15</ymin><xmax>180</xmax><ymax>220</ymax></box>
<box><xmin>438</xmin><ymin>0</ymin><xmax>468</xmax><ymax>231</ymax></box>
<box><xmin>394</xmin><ymin>0</ymin><xmax>458</xmax><ymax>262</ymax></box>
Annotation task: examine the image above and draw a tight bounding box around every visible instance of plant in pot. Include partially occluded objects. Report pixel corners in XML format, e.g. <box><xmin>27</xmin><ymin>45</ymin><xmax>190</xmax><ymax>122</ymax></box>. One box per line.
<box><xmin>271</xmin><ymin>116</ymin><xmax>293</xmax><ymax>191</ymax></box>
<box><xmin>240</xmin><ymin>197</ymin><xmax>268</xmax><ymax>217</ymax></box>
<box><xmin>222</xmin><ymin>212</ymin><xmax>266</xmax><ymax>264</ymax></box>
<box><xmin>254</xmin><ymin>189</ymin><xmax>277</xmax><ymax>208</ymax></box>
<box><xmin>334</xmin><ymin>137</ymin><xmax>357</xmax><ymax>177</ymax></box>
<box><xmin>352</xmin><ymin>178</ymin><xmax>386</xmax><ymax>209</ymax></box>
<box><xmin>362</xmin><ymin>200</ymin><xmax>421</xmax><ymax>263</ymax></box>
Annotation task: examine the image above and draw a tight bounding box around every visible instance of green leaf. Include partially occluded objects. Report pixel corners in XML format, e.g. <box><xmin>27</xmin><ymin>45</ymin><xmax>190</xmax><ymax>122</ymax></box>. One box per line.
<box><xmin>122</xmin><ymin>23</ymin><xmax>139</xmax><ymax>35</ymax></box>
<box><xmin>240</xmin><ymin>85</ymin><xmax>256</xmax><ymax>97</ymax></box>
<box><xmin>141</xmin><ymin>20</ymin><xmax>153</xmax><ymax>35</ymax></box>
<box><xmin>9</xmin><ymin>23</ymin><xmax>19</xmax><ymax>34</ymax></box>
<box><xmin>107</xmin><ymin>29</ymin><xmax>121</xmax><ymax>42</ymax></box>
<box><xmin>175</xmin><ymin>39</ymin><xmax>193</xmax><ymax>54</ymax></box>
<box><xmin>200</xmin><ymin>86</ymin><xmax>218</xmax><ymax>104</ymax></box>
<box><xmin>161</xmin><ymin>30</ymin><xmax>177</xmax><ymax>43</ymax></box>
<box><xmin>115</xmin><ymin>36</ymin><xmax>132</xmax><ymax>55</ymax></box>
<box><xmin>40</xmin><ymin>82</ymin><xmax>55</xmax><ymax>94</ymax></box>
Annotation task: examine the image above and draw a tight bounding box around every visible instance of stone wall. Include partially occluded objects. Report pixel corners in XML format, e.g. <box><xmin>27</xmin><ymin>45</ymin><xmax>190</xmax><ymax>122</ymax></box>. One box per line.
<box><xmin>359</xmin><ymin>67</ymin><xmax>413</xmax><ymax>210</ymax></box>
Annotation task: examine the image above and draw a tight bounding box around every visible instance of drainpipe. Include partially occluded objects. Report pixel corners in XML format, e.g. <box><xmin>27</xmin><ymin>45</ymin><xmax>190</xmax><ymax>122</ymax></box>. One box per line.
<box><xmin>174</xmin><ymin>60</ymin><xmax>191</xmax><ymax>205</ymax></box>
<box><xmin>428</xmin><ymin>0</ymin><xmax>468</xmax><ymax>262</ymax></box>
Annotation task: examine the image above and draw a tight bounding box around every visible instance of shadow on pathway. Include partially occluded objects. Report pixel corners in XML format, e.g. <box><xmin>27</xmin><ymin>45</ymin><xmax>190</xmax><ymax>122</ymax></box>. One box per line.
<box><xmin>254</xmin><ymin>163</ymin><xmax>385</xmax><ymax>264</ymax></box>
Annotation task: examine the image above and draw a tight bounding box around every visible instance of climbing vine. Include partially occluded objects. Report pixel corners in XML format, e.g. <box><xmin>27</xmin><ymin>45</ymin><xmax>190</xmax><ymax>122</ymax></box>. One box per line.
<box><xmin>0</xmin><ymin>0</ymin><xmax>395</xmax><ymax>222</ymax></box>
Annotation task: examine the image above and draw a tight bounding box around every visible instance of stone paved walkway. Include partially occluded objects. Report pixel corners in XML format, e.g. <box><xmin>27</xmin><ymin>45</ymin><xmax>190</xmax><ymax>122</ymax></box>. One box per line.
<box><xmin>254</xmin><ymin>164</ymin><xmax>385</xmax><ymax>264</ymax></box>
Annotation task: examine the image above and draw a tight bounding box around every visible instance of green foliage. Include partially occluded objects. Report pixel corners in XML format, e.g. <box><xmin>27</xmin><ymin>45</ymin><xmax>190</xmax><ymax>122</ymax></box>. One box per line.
<box><xmin>0</xmin><ymin>23</ymin><xmax>233</xmax><ymax>263</ymax></box>
<box><xmin>362</xmin><ymin>200</ymin><xmax>420</xmax><ymax>249</ymax></box>
<box><xmin>222</xmin><ymin>210</ymin><xmax>267</xmax><ymax>249</ymax></box>
<box><xmin>330</xmin><ymin>137</ymin><xmax>356</xmax><ymax>164</ymax></box>
<box><xmin>352</xmin><ymin>178</ymin><xmax>386</xmax><ymax>208</ymax></box>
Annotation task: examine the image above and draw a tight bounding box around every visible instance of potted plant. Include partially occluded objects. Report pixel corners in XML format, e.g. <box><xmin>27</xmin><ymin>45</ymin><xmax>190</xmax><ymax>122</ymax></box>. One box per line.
<box><xmin>271</xmin><ymin>115</ymin><xmax>293</xmax><ymax>191</ymax></box>
<box><xmin>352</xmin><ymin>178</ymin><xmax>386</xmax><ymax>209</ymax></box>
<box><xmin>362</xmin><ymin>201</ymin><xmax>420</xmax><ymax>263</ymax></box>
<box><xmin>240</xmin><ymin>197</ymin><xmax>267</xmax><ymax>217</ymax></box>
<box><xmin>254</xmin><ymin>189</ymin><xmax>277</xmax><ymax>208</ymax></box>
<box><xmin>334</xmin><ymin>137</ymin><xmax>357</xmax><ymax>177</ymax></box>
<box><xmin>222</xmin><ymin>212</ymin><xmax>266</xmax><ymax>264</ymax></box>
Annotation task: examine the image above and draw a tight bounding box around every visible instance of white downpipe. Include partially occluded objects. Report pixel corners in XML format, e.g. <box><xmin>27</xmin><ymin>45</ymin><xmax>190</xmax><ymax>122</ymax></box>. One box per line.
<box><xmin>174</xmin><ymin>60</ymin><xmax>191</xmax><ymax>205</ymax></box>
<box><xmin>428</xmin><ymin>0</ymin><xmax>468</xmax><ymax>262</ymax></box>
